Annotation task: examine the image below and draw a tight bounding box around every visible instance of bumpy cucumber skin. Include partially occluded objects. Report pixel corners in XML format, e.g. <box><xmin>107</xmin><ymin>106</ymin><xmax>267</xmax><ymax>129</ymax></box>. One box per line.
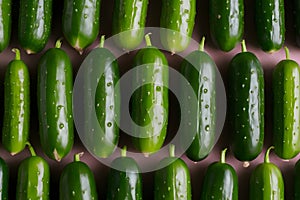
<box><xmin>107</xmin><ymin>157</ymin><xmax>142</xmax><ymax>200</ymax></box>
<box><xmin>228</xmin><ymin>51</ymin><xmax>264</xmax><ymax>161</ymax></box>
<box><xmin>2</xmin><ymin>53</ymin><xmax>30</xmax><ymax>155</ymax></box>
<box><xmin>37</xmin><ymin>46</ymin><xmax>73</xmax><ymax>161</ymax></box>
<box><xmin>249</xmin><ymin>162</ymin><xmax>284</xmax><ymax>200</ymax></box>
<box><xmin>180</xmin><ymin>50</ymin><xmax>216</xmax><ymax>161</ymax></box>
<box><xmin>16</xmin><ymin>156</ymin><xmax>50</xmax><ymax>200</ymax></box>
<box><xmin>255</xmin><ymin>0</ymin><xmax>285</xmax><ymax>52</ymax></box>
<box><xmin>273</xmin><ymin>59</ymin><xmax>300</xmax><ymax>159</ymax></box>
<box><xmin>131</xmin><ymin>46</ymin><xmax>169</xmax><ymax>153</ymax></box>
<box><xmin>209</xmin><ymin>0</ymin><xmax>244</xmax><ymax>51</ymax></box>
<box><xmin>18</xmin><ymin>0</ymin><xmax>52</xmax><ymax>54</ymax></box>
<box><xmin>59</xmin><ymin>161</ymin><xmax>98</xmax><ymax>200</ymax></box>
<box><xmin>0</xmin><ymin>157</ymin><xmax>9</xmax><ymax>200</ymax></box>
<box><xmin>0</xmin><ymin>0</ymin><xmax>11</xmax><ymax>52</ymax></box>
<box><xmin>154</xmin><ymin>157</ymin><xmax>191</xmax><ymax>200</ymax></box>
<box><xmin>160</xmin><ymin>0</ymin><xmax>196</xmax><ymax>53</ymax></box>
<box><xmin>112</xmin><ymin>0</ymin><xmax>148</xmax><ymax>50</ymax></box>
<box><xmin>62</xmin><ymin>0</ymin><xmax>100</xmax><ymax>52</ymax></box>
<box><xmin>201</xmin><ymin>162</ymin><xmax>238</xmax><ymax>200</ymax></box>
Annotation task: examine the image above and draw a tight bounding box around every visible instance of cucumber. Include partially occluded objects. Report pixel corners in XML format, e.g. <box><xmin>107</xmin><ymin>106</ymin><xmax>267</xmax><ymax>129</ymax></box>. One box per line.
<box><xmin>249</xmin><ymin>146</ymin><xmax>284</xmax><ymax>200</ymax></box>
<box><xmin>18</xmin><ymin>0</ymin><xmax>52</xmax><ymax>54</ymax></box>
<box><xmin>228</xmin><ymin>40</ymin><xmax>264</xmax><ymax>162</ymax></box>
<box><xmin>59</xmin><ymin>153</ymin><xmax>98</xmax><ymax>200</ymax></box>
<box><xmin>209</xmin><ymin>0</ymin><xmax>244</xmax><ymax>51</ymax></box>
<box><xmin>131</xmin><ymin>34</ymin><xmax>169</xmax><ymax>154</ymax></box>
<box><xmin>0</xmin><ymin>157</ymin><xmax>9</xmax><ymax>200</ymax></box>
<box><xmin>180</xmin><ymin>37</ymin><xmax>216</xmax><ymax>161</ymax></box>
<box><xmin>200</xmin><ymin>148</ymin><xmax>238</xmax><ymax>200</ymax></box>
<box><xmin>160</xmin><ymin>0</ymin><xmax>196</xmax><ymax>53</ymax></box>
<box><xmin>255</xmin><ymin>0</ymin><xmax>285</xmax><ymax>52</ymax></box>
<box><xmin>107</xmin><ymin>147</ymin><xmax>142</xmax><ymax>200</ymax></box>
<box><xmin>83</xmin><ymin>35</ymin><xmax>120</xmax><ymax>158</ymax></box>
<box><xmin>2</xmin><ymin>48</ymin><xmax>30</xmax><ymax>155</ymax></box>
<box><xmin>273</xmin><ymin>47</ymin><xmax>300</xmax><ymax>159</ymax></box>
<box><xmin>62</xmin><ymin>0</ymin><xmax>100</xmax><ymax>54</ymax></box>
<box><xmin>154</xmin><ymin>145</ymin><xmax>191</xmax><ymax>200</ymax></box>
<box><xmin>37</xmin><ymin>39</ymin><xmax>73</xmax><ymax>161</ymax></box>
<box><xmin>16</xmin><ymin>143</ymin><xmax>50</xmax><ymax>200</ymax></box>
<box><xmin>112</xmin><ymin>0</ymin><xmax>148</xmax><ymax>50</ymax></box>
<box><xmin>294</xmin><ymin>0</ymin><xmax>300</xmax><ymax>46</ymax></box>
<box><xmin>0</xmin><ymin>0</ymin><xmax>11</xmax><ymax>52</ymax></box>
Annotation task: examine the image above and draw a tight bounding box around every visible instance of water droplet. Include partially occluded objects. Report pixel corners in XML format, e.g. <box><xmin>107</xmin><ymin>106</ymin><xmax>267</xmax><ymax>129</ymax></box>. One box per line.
<box><xmin>59</xmin><ymin>123</ymin><xmax>64</xmax><ymax>129</ymax></box>
<box><xmin>204</xmin><ymin>88</ymin><xmax>208</xmax><ymax>93</ymax></box>
<box><xmin>107</xmin><ymin>122</ymin><xmax>112</xmax><ymax>127</ymax></box>
<box><xmin>205</xmin><ymin>125</ymin><xmax>210</xmax><ymax>131</ymax></box>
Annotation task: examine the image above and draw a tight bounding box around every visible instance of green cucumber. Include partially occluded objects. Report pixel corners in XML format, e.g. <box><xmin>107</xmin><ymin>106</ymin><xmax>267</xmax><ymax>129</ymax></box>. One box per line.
<box><xmin>180</xmin><ymin>37</ymin><xmax>216</xmax><ymax>161</ymax></box>
<box><xmin>0</xmin><ymin>157</ymin><xmax>9</xmax><ymax>200</ymax></box>
<box><xmin>18</xmin><ymin>0</ymin><xmax>52</xmax><ymax>54</ymax></box>
<box><xmin>273</xmin><ymin>47</ymin><xmax>300</xmax><ymax>159</ymax></box>
<box><xmin>0</xmin><ymin>0</ymin><xmax>11</xmax><ymax>52</ymax></box>
<box><xmin>295</xmin><ymin>158</ymin><xmax>300</xmax><ymax>200</ymax></box>
<box><xmin>62</xmin><ymin>0</ymin><xmax>100</xmax><ymax>54</ymax></box>
<box><xmin>255</xmin><ymin>0</ymin><xmax>285</xmax><ymax>52</ymax></box>
<box><xmin>2</xmin><ymin>48</ymin><xmax>30</xmax><ymax>155</ymax></box>
<box><xmin>112</xmin><ymin>0</ymin><xmax>148</xmax><ymax>50</ymax></box>
<box><xmin>160</xmin><ymin>0</ymin><xmax>196</xmax><ymax>53</ymax></box>
<box><xmin>249</xmin><ymin>146</ymin><xmax>284</xmax><ymax>200</ymax></box>
<box><xmin>131</xmin><ymin>34</ymin><xmax>169</xmax><ymax>154</ymax></box>
<box><xmin>201</xmin><ymin>148</ymin><xmax>238</xmax><ymax>200</ymax></box>
<box><xmin>228</xmin><ymin>40</ymin><xmax>264</xmax><ymax>162</ymax></box>
<box><xmin>107</xmin><ymin>147</ymin><xmax>142</xmax><ymax>200</ymax></box>
<box><xmin>37</xmin><ymin>39</ymin><xmax>73</xmax><ymax>161</ymax></box>
<box><xmin>154</xmin><ymin>145</ymin><xmax>191</xmax><ymax>200</ymax></box>
<box><xmin>83</xmin><ymin>35</ymin><xmax>120</xmax><ymax>158</ymax></box>
<box><xmin>16</xmin><ymin>143</ymin><xmax>50</xmax><ymax>200</ymax></box>
<box><xmin>209</xmin><ymin>0</ymin><xmax>244</xmax><ymax>51</ymax></box>
<box><xmin>59</xmin><ymin>153</ymin><xmax>98</xmax><ymax>200</ymax></box>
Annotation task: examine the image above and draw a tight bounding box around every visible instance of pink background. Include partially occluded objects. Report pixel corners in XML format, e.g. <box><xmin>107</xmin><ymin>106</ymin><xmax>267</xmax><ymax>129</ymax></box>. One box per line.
<box><xmin>1</xmin><ymin>0</ymin><xmax>300</xmax><ymax>199</ymax></box>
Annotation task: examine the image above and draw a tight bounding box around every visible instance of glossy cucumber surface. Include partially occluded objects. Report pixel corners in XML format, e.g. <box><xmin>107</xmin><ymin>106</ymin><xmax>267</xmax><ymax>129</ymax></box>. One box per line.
<box><xmin>228</xmin><ymin>41</ymin><xmax>264</xmax><ymax>162</ymax></box>
<box><xmin>0</xmin><ymin>0</ymin><xmax>11</xmax><ymax>52</ymax></box>
<box><xmin>2</xmin><ymin>49</ymin><xmax>30</xmax><ymax>155</ymax></box>
<box><xmin>59</xmin><ymin>153</ymin><xmax>98</xmax><ymax>200</ymax></box>
<box><xmin>112</xmin><ymin>0</ymin><xmax>148</xmax><ymax>50</ymax></box>
<box><xmin>180</xmin><ymin>38</ymin><xmax>216</xmax><ymax>161</ymax></box>
<box><xmin>255</xmin><ymin>0</ymin><xmax>285</xmax><ymax>52</ymax></box>
<box><xmin>62</xmin><ymin>0</ymin><xmax>100</xmax><ymax>54</ymax></box>
<box><xmin>201</xmin><ymin>149</ymin><xmax>238</xmax><ymax>200</ymax></box>
<box><xmin>37</xmin><ymin>40</ymin><xmax>73</xmax><ymax>161</ymax></box>
<box><xmin>273</xmin><ymin>47</ymin><xmax>300</xmax><ymax>159</ymax></box>
<box><xmin>18</xmin><ymin>0</ymin><xmax>52</xmax><ymax>54</ymax></box>
<box><xmin>209</xmin><ymin>0</ymin><xmax>244</xmax><ymax>51</ymax></box>
<box><xmin>0</xmin><ymin>157</ymin><xmax>8</xmax><ymax>200</ymax></box>
<box><xmin>160</xmin><ymin>0</ymin><xmax>196</xmax><ymax>53</ymax></box>
<box><xmin>131</xmin><ymin>35</ymin><xmax>169</xmax><ymax>154</ymax></box>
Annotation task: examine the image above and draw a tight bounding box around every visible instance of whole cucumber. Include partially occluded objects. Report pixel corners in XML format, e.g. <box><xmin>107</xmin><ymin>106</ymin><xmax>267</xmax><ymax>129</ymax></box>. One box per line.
<box><xmin>2</xmin><ymin>48</ymin><xmax>30</xmax><ymax>155</ymax></box>
<box><xmin>0</xmin><ymin>0</ymin><xmax>11</xmax><ymax>52</ymax></box>
<box><xmin>160</xmin><ymin>0</ymin><xmax>196</xmax><ymax>53</ymax></box>
<box><xmin>131</xmin><ymin>34</ymin><xmax>169</xmax><ymax>154</ymax></box>
<box><xmin>62</xmin><ymin>0</ymin><xmax>100</xmax><ymax>54</ymax></box>
<box><xmin>16</xmin><ymin>143</ymin><xmax>50</xmax><ymax>200</ymax></box>
<box><xmin>209</xmin><ymin>0</ymin><xmax>244</xmax><ymax>51</ymax></box>
<box><xmin>107</xmin><ymin>147</ymin><xmax>142</xmax><ymax>200</ymax></box>
<box><xmin>249</xmin><ymin>146</ymin><xmax>284</xmax><ymax>200</ymax></box>
<box><xmin>200</xmin><ymin>148</ymin><xmax>238</xmax><ymax>200</ymax></box>
<box><xmin>273</xmin><ymin>47</ymin><xmax>300</xmax><ymax>159</ymax></box>
<box><xmin>37</xmin><ymin>39</ymin><xmax>73</xmax><ymax>161</ymax></box>
<box><xmin>295</xmin><ymin>158</ymin><xmax>300</xmax><ymax>200</ymax></box>
<box><xmin>255</xmin><ymin>0</ymin><xmax>285</xmax><ymax>52</ymax></box>
<box><xmin>154</xmin><ymin>145</ymin><xmax>191</xmax><ymax>200</ymax></box>
<box><xmin>83</xmin><ymin>35</ymin><xmax>120</xmax><ymax>158</ymax></box>
<box><xmin>180</xmin><ymin>37</ymin><xmax>216</xmax><ymax>161</ymax></box>
<box><xmin>0</xmin><ymin>157</ymin><xmax>9</xmax><ymax>200</ymax></box>
<box><xmin>59</xmin><ymin>153</ymin><xmax>98</xmax><ymax>200</ymax></box>
<box><xmin>18</xmin><ymin>0</ymin><xmax>52</xmax><ymax>54</ymax></box>
<box><xmin>228</xmin><ymin>40</ymin><xmax>264</xmax><ymax>162</ymax></box>
<box><xmin>112</xmin><ymin>0</ymin><xmax>148</xmax><ymax>50</ymax></box>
